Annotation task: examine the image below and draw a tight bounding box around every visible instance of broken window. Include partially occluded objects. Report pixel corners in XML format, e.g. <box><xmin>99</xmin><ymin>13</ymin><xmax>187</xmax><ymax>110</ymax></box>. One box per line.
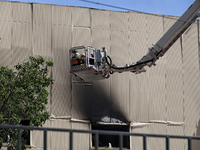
<box><xmin>91</xmin><ymin>124</ymin><xmax>130</xmax><ymax>149</ymax></box>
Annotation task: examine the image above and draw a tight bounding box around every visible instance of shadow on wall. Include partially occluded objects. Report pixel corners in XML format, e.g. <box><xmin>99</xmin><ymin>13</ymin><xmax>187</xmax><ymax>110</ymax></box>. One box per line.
<box><xmin>192</xmin><ymin>119</ymin><xmax>200</xmax><ymax>149</ymax></box>
<box><xmin>71</xmin><ymin>77</ymin><xmax>128</xmax><ymax>124</ymax></box>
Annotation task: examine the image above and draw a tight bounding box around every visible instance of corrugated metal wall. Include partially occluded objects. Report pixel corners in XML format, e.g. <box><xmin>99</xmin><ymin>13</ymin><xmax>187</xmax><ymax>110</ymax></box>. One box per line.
<box><xmin>0</xmin><ymin>1</ymin><xmax>200</xmax><ymax>149</ymax></box>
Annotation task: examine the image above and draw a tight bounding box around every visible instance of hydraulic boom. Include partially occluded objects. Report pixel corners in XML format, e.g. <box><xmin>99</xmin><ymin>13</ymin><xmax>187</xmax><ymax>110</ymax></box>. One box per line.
<box><xmin>69</xmin><ymin>0</ymin><xmax>200</xmax><ymax>82</ymax></box>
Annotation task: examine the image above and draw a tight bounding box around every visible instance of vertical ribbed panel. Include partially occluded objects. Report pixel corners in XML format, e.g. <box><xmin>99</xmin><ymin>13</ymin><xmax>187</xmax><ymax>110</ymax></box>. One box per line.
<box><xmin>147</xmin><ymin>138</ymin><xmax>166</xmax><ymax>150</ymax></box>
<box><xmin>33</xmin><ymin>23</ymin><xmax>52</xmax><ymax>57</ymax></box>
<box><xmin>110</xmin><ymin>30</ymin><xmax>129</xmax><ymax>66</ymax></box>
<box><xmin>91</xmin><ymin>9</ymin><xmax>110</xmax><ymax>49</ymax></box>
<box><xmin>0</xmin><ymin>49</ymin><xmax>12</xmax><ymax>67</ymax></box>
<box><xmin>11</xmin><ymin>3</ymin><xmax>33</xmax><ymax>65</ymax></box>
<box><xmin>182</xmin><ymin>22</ymin><xmax>200</xmax><ymax>136</ymax></box>
<box><xmin>50</xmin><ymin>120</ymin><xmax>71</xmax><ymax>150</ymax></box>
<box><xmin>163</xmin><ymin>16</ymin><xmax>185</xmax><ymax>149</ymax></box>
<box><xmin>163</xmin><ymin>16</ymin><xmax>184</xmax><ymax>125</ymax></box>
<box><xmin>72</xmin><ymin>7</ymin><xmax>90</xmax><ymax>27</ymax></box>
<box><xmin>146</xmin><ymin>14</ymin><xmax>163</xmax><ymax>34</ymax></box>
<box><xmin>71</xmin><ymin>6</ymin><xmax>91</xmax><ymax>46</ymax></box>
<box><xmin>91</xmin><ymin>29</ymin><xmax>110</xmax><ymax>51</ymax></box>
<box><xmin>51</xmin><ymin>5</ymin><xmax>72</xmax><ymax>116</ymax></box>
<box><xmin>72</xmin><ymin>27</ymin><xmax>91</xmax><ymax>47</ymax></box>
<box><xmin>31</xmin><ymin>130</ymin><xmax>44</xmax><ymax>149</ymax></box>
<box><xmin>170</xmin><ymin>139</ymin><xmax>187</xmax><ymax>150</ymax></box>
<box><xmin>110</xmin><ymin>72</ymin><xmax>130</xmax><ymax>120</ymax></box>
<box><xmin>167</xmin><ymin>126</ymin><xmax>186</xmax><ymax>150</ymax></box>
<box><xmin>192</xmin><ymin>139</ymin><xmax>200</xmax><ymax>150</ymax></box>
<box><xmin>148</xmin><ymin>125</ymin><xmax>166</xmax><ymax>150</ymax></box>
<box><xmin>129</xmin><ymin>12</ymin><xmax>147</xmax><ymax>33</ymax></box>
<box><xmin>129</xmin><ymin>13</ymin><xmax>149</xmax><ymax>122</ymax></box>
<box><xmin>0</xmin><ymin>2</ymin><xmax>12</xmax><ymax>67</ymax></box>
<box><xmin>147</xmin><ymin>14</ymin><xmax>166</xmax><ymax>121</ymax></box>
<box><xmin>71</xmin><ymin>84</ymin><xmax>92</xmax><ymax>119</ymax></box>
<box><xmin>12</xmin><ymin>2</ymin><xmax>32</xmax><ymax>23</ymax></box>
<box><xmin>32</xmin><ymin>3</ymin><xmax>53</xmax><ymax>115</ymax></box>
<box><xmin>72</xmin><ymin>122</ymin><xmax>90</xmax><ymax>150</ymax></box>
<box><xmin>110</xmin><ymin>28</ymin><xmax>130</xmax><ymax>120</ymax></box>
<box><xmin>130</xmin><ymin>136</ymin><xmax>143</xmax><ymax>150</ymax></box>
<box><xmin>0</xmin><ymin>1</ymin><xmax>12</xmax><ymax>45</ymax></box>
<box><xmin>90</xmin><ymin>9</ymin><xmax>111</xmax><ymax>122</ymax></box>
<box><xmin>91</xmin><ymin>9</ymin><xmax>110</xmax><ymax>30</ymax></box>
<box><xmin>90</xmin><ymin>80</ymin><xmax>111</xmax><ymax>122</ymax></box>
<box><xmin>51</xmin><ymin>81</ymin><xmax>71</xmax><ymax>116</ymax></box>
<box><xmin>0</xmin><ymin>1</ymin><xmax>12</xmax><ymax>22</ymax></box>
<box><xmin>12</xmin><ymin>23</ymin><xmax>33</xmax><ymax>64</ymax></box>
<box><xmin>110</xmin><ymin>11</ymin><xmax>129</xmax><ymax>32</ymax></box>
<box><xmin>52</xmin><ymin>5</ymin><xmax>71</xmax><ymax>26</ymax></box>
<box><xmin>33</xmin><ymin>4</ymin><xmax>52</xmax><ymax>59</ymax></box>
<box><xmin>195</xmin><ymin>21</ymin><xmax>200</xmax><ymax>138</ymax></box>
<box><xmin>166</xmin><ymin>39</ymin><xmax>184</xmax><ymax>122</ymax></box>
<box><xmin>131</xmin><ymin>126</ymin><xmax>149</xmax><ymax>150</ymax></box>
<box><xmin>51</xmin><ymin>25</ymin><xmax>71</xmax><ymax>84</ymax></box>
<box><xmin>33</xmin><ymin>3</ymin><xmax>51</xmax><ymax>24</ymax></box>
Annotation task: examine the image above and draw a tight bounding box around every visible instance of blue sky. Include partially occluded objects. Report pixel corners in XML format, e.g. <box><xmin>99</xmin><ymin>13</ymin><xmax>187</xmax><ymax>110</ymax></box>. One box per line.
<box><xmin>6</xmin><ymin>0</ymin><xmax>195</xmax><ymax>16</ymax></box>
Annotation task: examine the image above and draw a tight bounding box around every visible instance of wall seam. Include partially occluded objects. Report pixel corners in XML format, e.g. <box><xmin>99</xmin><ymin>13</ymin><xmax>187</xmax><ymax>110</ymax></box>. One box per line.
<box><xmin>11</xmin><ymin>2</ymin><xmax>13</xmax><ymax>67</ymax></box>
<box><xmin>180</xmin><ymin>35</ymin><xmax>185</xmax><ymax>136</ymax></box>
<box><xmin>197</xmin><ymin>20</ymin><xmax>200</xmax><ymax>73</ymax></box>
<box><xmin>70</xmin><ymin>8</ymin><xmax>73</xmax><ymax>129</ymax></box>
<box><xmin>49</xmin><ymin>7</ymin><xmax>53</xmax><ymax>149</ymax></box>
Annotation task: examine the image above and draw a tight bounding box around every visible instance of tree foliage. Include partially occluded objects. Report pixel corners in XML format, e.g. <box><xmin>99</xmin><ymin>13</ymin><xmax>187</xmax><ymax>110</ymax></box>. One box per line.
<box><xmin>0</xmin><ymin>56</ymin><xmax>54</xmax><ymax>149</ymax></box>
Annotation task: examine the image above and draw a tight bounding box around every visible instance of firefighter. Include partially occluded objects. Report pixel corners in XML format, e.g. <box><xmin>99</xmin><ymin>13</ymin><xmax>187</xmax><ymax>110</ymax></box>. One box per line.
<box><xmin>72</xmin><ymin>51</ymin><xmax>80</xmax><ymax>66</ymax></box>
<box><xmin>80</xmin><ymin>53</ymin><xmax>86</xmax><ymax>65</ymax></box>
<box><xmin>72</xmin><ymin>51</ymin><xmax>80</xmax><ymax>58</ymax></box>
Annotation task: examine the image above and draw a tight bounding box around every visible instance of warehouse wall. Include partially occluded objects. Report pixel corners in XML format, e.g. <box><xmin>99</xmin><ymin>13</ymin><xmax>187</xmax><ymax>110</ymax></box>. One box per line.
<box><xmin>0</xmin><ymin>1</ymin><xmax>200</xmax><ymax>149</ymax></box>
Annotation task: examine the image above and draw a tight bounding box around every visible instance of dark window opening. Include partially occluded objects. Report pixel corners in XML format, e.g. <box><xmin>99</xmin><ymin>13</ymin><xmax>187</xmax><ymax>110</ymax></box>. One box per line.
<box><xmin>92</xmin><ymin>124</ymin><xmax>130</xmax><ymax>149</ymax></box>
<box><xmin>20</xmin><ymin>120</ymin><xmax>30</xmax><ymax>145</ymax></box>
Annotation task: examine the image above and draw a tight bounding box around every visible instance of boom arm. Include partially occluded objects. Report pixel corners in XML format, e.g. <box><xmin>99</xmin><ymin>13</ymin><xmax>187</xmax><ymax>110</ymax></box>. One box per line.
<box><xmin>107</xmin><ymin>0</ymin><xmax>200</xmax><ymax>74</ymax></box>
<box><xmin>70</xmin><ymin>0</ymin><xmax>200</xmax><ymax>81</ymax></box>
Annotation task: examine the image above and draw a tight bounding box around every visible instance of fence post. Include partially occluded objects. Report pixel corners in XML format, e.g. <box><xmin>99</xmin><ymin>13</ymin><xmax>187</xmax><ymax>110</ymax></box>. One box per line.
<box><xmin>166</xmin><ymin>137</ymin><xmax>170</xmax><ymax>150</ymax></box>
<box><xmin>119</xmin><ymin>134</ymin><xmax>123</xmax><ymax>150</ymax></box>
<box><xmin>70</xmin><ymin>131</ymin><xmax>73</xmax><ymax>150</ymax></box>
<box><xmin>17</xmin><ymin>128</ymin><xmax>21</xmax><ymax>150</ymax></box>
<box><xmin>188</xmin><ymin>138</ymin><xmax>192</xmax><ymax>150</ymax></box>
<box><xmin>44</xmin><ymin>129</ymin><xmax>47</xmax><ymax>150</ymax></box>
<box><xmin>143</xmin><ymin>135</ymin><xmax>147</xmax><ymax>150</ymax></box>
<box><xmin>95</xmin><ymin>132</ymin><xmax>99</xmax><ymax>150</ymax></box>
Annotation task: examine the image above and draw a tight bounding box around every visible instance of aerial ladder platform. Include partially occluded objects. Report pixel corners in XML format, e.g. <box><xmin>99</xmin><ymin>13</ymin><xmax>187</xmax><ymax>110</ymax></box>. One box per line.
<box><xmin>69</xmin><ymin>0</ymin><xmax>200</xmax><ymax>82</ymax></box>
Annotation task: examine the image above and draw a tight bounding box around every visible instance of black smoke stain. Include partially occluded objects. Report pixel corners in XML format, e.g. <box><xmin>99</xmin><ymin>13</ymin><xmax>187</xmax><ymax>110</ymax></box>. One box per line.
<box><xmin>71</xmin><ymin>77</ymin><xmax>128</xmax><ymax>124</ymax></box>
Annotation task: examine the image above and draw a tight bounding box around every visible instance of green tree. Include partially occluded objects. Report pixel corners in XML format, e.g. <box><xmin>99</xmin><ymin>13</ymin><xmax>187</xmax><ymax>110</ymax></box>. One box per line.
<box><xmin>0</xmin><ymin>56</ymin><xmax>54</xmax><ymax>149</ymax></box>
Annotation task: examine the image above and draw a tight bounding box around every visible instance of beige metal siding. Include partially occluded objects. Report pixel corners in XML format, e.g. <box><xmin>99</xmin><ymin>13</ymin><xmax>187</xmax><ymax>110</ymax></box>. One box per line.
<box><xmin>110</xmin><ymin>29</ymin><xmax>130</xmax><ymax>120</ymax></box>
<box><xmin>91</xmin><ymin>9</ymin><xmax>110</xmax><ymax>31</ymax></box>
<box><xmin>72</xmin><ymin>122</ymin><xmax>90</xmax><ymax>150</ymax></box>
<box><xmin>1</xmin><ymin>1</ymin><xmax>200</xmax><ymax>149</ymax></box>
<box><xmin>0</xmin><ymin>2</ymin><xmax>12</xmax><ymax>67</ymax></box>
<box><xmin>50</xmin><ymin>120</ymin><xmax>71</xmax><ymax>150</ymax></box>
<box><xmin>91</xmin><ymin>9</ymin><xmax>110</xmax><ymax>49</ymax></box>
<box><xmin>164</xmin><ymin>16</ymin><xmax>184</xmax><ymax>125</ymax></box>
<box><xmin>109</xmin><ymin>12</ymin><xmax>130</xmax><ymax>121</ymax></box>
<box><xmin>71</xmin><ymin>83</ymin><xmax>92</xmax><ymax>119</ymax></box>
<box><xmin>32</xmin><ymin>4</ymin><xmax>52</xmax><ymax>59</ymax></box>
<box><xmin>51</xmin><ymin>6</ymin><xmax>72</xmax><ymax>116</ymax></box>
<box><xmin>182</xmin><ymin>22</ymin><xmax>200</xmax><ymax>136</ymax></box>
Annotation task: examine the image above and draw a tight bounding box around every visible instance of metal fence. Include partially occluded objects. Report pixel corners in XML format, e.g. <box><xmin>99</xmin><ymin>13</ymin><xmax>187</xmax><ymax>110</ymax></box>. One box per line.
<box><xmin>0</xmin><ymin>124</ymin><xmax>200</xmax><ymax>150</ymax></box>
